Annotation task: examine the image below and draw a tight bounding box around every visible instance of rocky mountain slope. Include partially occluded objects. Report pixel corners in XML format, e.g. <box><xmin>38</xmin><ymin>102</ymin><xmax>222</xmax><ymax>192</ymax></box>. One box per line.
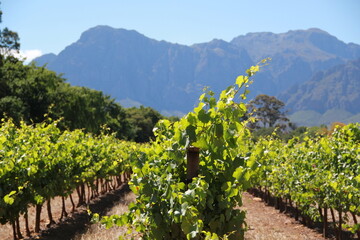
<box><xmin>281</xmin><ymin>58</ymin><xmax>360</xmax><ymax>114</ymax></box>
<box><xmin>34</xmin><ymin>26</ymin><xmax>360</xmax><ymax>123</ymax></box>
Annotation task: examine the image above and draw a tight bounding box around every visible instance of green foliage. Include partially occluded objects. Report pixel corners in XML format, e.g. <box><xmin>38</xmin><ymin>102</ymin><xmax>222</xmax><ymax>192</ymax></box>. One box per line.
<box><xmin>0</xmin><ymin>118</ymin><xmax>138</xmax><ymax>225</ymax></box>
<box><xmin>102</xmin><ymin>60</ymin><xmax>270</xmax><ymax>239</ymax></box>
<box><xmin>0</xmin><ymin>5</ymin><xmax>20</xmax><ymax>58</ymax></box>
<box><xmin>251</xmin><ymin>125</ymin><xmax>315</xmax><ymax>142</ymax></box>
<box><xmin>0</xmin><ymin>61</ymin><xmax>66</xmax><ymax>123</ymax></box>
<box><xmin>125</xmin><ymin>106</ymin><xmax>163</xmax><ymax>142</ymax></box>
<box><xmin>0</xmin><ymin>27</ymin><xmax>20</xmax><ymax>57</ymax></box>
<box><xmin>247</xmin><ymin>94</ymin><xmax>289</xmax><ymax>129</ymax></box>
<box><xmin>249</xmin><ymin>123</ymin><xmax>360</xmax><ymax>231</ymax></box>
<box><xmin>49</xmin><ymin>84</ymin><xmax>132</xmax><ymax>138</ymax></box>
<box><xmin>251</xmin><ymin>127</ymin><xmax>278</xmax><ymax>141</ymax></box>
<box><xmin>0</xmin><ymin>58</ymin><xmax>137</xmax><ymax>139</ymax></box>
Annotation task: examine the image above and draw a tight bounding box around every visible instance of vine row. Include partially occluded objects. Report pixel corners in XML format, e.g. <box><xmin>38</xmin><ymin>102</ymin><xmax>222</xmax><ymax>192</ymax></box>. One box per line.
<box><xmin>248</xmin><ymin>123</ymin><xmax>360</xmax><ymax>239</ymax></box>
<box><xmin>0</xmin><ymin>119</ymin><xmax>137</xmax><ymax>239</ymax></box>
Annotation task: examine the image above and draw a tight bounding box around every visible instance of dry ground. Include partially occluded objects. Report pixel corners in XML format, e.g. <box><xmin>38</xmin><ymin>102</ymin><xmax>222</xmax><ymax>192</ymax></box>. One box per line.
<box><xmin>1</xmin><ymin>188</ymin><xmax>356</xmax><ymax>240</ymax></box>
<box><xmin>0</xmin><ymin>184</ymin><xmax>131</xmax><ymax>240</ymax></box>
<box><xmin>241</xmin><ymin>192</ymin><xmax>328</xmax><ymax>240</ymax></box>
<box><xmin>72</xmin><ymin>191</ymin><xmax>137</xmax><ymax>240</ymax></box>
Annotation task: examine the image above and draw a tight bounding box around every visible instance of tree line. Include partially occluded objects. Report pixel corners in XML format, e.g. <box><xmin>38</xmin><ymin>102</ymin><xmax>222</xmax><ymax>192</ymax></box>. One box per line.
<box><xmin>0</xmin><ymin>56</ymin><xmax>167</xmax><ymax>142</ymax></box>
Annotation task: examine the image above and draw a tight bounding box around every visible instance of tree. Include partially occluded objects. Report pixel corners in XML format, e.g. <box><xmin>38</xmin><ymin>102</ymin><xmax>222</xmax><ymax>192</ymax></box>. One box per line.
<box><xmin>0</xmin><ymin>96</ymin><xmax>26</xmax><ymax>122</ymax></box>
<box><xmin>0</xmin><ymin>2</ymin><xmax>21</xmax><ymax>103</ymax></box>
<box><xmin>0</xmin><ymin>61</ymin><xmax>65</xmax><ymax>123</ymax></box>
<box><xmin>247</xmin><ymin>94</ymin><xmax>289</xmax><ymax>129</ymax></box>
<box><xmin>125</xmin><ymin>106</ymin><xmax>163</xmax><ymax>142</ymax></box>
<box><xmin>0</xmin><ymin>27</ymin><xmax>20</xmax><ymax>56</ymax></box>
<box><xmin>50</xmin><ymin>85</ymin><xmax>133</xmax><ymax>139</ymax></box>
<box><xmin>0</xmin><ymin>3</ymin><xmax>20</xmax><ymax>57</ymax></box>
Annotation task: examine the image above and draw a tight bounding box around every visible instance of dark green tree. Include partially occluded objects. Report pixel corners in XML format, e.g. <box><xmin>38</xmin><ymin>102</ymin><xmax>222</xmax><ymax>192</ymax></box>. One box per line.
<box><xmin>0</xmin><ymin>61</ymin><xmax>65</xmax><ymax>123</ymax></box>
<box><xmin>125</xmin><ymin>106</ymin><xmax>163</xmax><ymax>142</ymax></box>
<box><xmin>247</xmin><ymin>94</ymin><xmax>289</xmax><ymax>129</ymax></box>
<box><xmin>0</xmin><ymin>96</ymin><xmax>26</xmax><ymax>122</ymax></box>
<box><xmin>0</xmin><ymin>3</ymin><xmax>20</xmax><ymax>58</ymax></box>
<box><xmin>0</xmin><ymin>27</ymin><xmax>20</xmax><ymax>56</ymax></box>
<box><xmin>50</xmin><ymin>85</ymin><xmax>132</xmax><ymax>138</ymax></box>
<box><xmin>0</xmin><ymin>2</ymin><xmax>21</xmax><ymax>106</ymax></box>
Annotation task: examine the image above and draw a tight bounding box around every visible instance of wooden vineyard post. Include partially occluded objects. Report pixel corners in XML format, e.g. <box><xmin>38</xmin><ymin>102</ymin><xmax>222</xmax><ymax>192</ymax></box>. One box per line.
<box><xmin>35</xmin><ymin>204</ymin><xmax>42</xmax><ymax>233</ymax></box>
<box><xmin>323</xmin><ymin>207</ymin><xmax>328</xmax><ymax>238</ymax></box>
<box><xmin>338</xmin><ymin>209</ymin><xmax>342</xmax><ymax>240</ymax></box>
<box><xmin>186</xmin><ymin>146</ymin><xmax>200</xmax><ymax>183</ymax></box>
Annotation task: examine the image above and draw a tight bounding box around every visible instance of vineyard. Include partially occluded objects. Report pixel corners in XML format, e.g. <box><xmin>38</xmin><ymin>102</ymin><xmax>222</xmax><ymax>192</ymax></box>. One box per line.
<box><xmin>248</xmin><ymin>124</ymin><xmax>360</xmax><ymax>239</ymax></box>
<box><xmin>0</xmin><ymin>119</ymin><xmax>136</xmax><ymax>239</ymax></box>
<box><xmin>1</xmin><ymin>62</ymin><xmax>359</xmax><ymax>240</ymax></box>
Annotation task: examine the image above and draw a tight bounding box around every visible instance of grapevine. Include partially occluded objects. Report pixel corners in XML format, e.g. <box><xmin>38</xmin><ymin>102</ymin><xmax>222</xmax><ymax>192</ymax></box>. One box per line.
<box><xmin>100</xmin><ymin>60</ymin><xmax>270</xmax><ymax>240</ymax></box>
<box><xmin>249</xmin><ymin>124</ymin><xmax>360</xmax><ymax>239</ymax></box>
<box><xmin>0</xmin><ymin>119</ymin><xmax>138</xmax><ymax>239</ymax></box>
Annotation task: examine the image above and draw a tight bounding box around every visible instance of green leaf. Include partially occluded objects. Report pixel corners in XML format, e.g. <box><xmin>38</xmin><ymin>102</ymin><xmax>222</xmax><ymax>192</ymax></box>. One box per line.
<box><xmin>233</xmin><ymin>167</ymin><xmax>243</xmax><ymax>181</ymax></box>
<box><xmin>193</xmin><ymin>137</ymin><xmax>208</xmax><ymax>149</ymax></box>
<box><xmin>198</xmin><ymin>109</ymin><xmax>211</xmax><ymax>123</ymax></box>
<box><xmin>236</xmin><ymin>75</ymin><xmax>245</xmax><ymax>87</ymax></box>
<box><xmin>186</xmin><ymin>125</ymin><xmax>197</xmax><ymax>143</ymax></box>
<box><xmin>181</xmin><ymin>219</ymin><xmax>192</xmax><ymax>235</ymax></box>
<box><xmin>194</xmin><ymin>102</ymin><xmax>205</xmax><ymax>114</ymax></box>
<box><xmin>355</xmin><ymin>175</ymin><xmax>360</xmax><ymax>183</ymax></box>
<box><xmin>3</xmin><ymin>191</ymin><xmax>16</xmax><ymax>205</ymax></box>
<box><xmin>215</xmin><ymin>123</ymin><xmax>223</xmax><ymax>138</ymax></box>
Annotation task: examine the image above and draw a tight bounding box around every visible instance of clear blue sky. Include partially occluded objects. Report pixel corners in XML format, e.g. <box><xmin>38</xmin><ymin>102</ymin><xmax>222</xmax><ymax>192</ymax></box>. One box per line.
<box><xmin>2</xmin><ymin>0</ymin><xmax>360</xmax><ymax>61</ymax></box>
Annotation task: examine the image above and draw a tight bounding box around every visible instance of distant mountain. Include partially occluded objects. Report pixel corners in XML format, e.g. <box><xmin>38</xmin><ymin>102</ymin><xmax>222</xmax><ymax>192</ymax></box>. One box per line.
<box><xmin>279</xmin><ymin>59</ymin><xmax>360</xmax><ymax>126</ymax></box>
<box><xmin>36</xmin><ymin>53</ymin><xmax>57</xmax><ymax>65</ymax></box>
<box><xmin>34</xmin><ymin>26</ymin><xmax>360</xmax><ymax>121</ymax></box>
<box><xmin>281</xmin><ymin>58</ymin><xmax>360</xmax><ymax>125</ymax></box>
<box><xmin>288</xmin><ymin>109</ymin><xmax>360</xmax><ymax>127</ymax></box>
<box><xmin>34</xmin><ymin>26</ymin><xmax>253</xmax><ymax>115</ymax></box>
<box><xmin>231</xmin><ymin>28</ymin><xmax>360</xmax><ymax>95</ymax></box>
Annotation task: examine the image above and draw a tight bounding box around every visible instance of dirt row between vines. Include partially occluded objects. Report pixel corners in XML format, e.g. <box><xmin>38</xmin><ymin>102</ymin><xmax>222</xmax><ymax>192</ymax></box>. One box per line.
<box><xmin>0</xmin><ymin>184</ymin><xmax>132</xmax><ymax>240</ymax></box>
<box><xmin>1</xmin><ymin>185</ymin><xmax>338</xmax><ymax>240</ymax></box>
<box><xmin>75</xmin><ymin>191</ymin><xmax>329</xmax><ymax>240</ymax></box>
<box><xmin>241</xmin><ymin>192</ymin><xmax>328</xmax><ymax>240</ymax></box>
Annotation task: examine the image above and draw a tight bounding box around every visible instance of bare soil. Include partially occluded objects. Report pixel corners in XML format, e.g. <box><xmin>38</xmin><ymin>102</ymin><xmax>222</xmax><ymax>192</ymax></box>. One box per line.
<box><xmin>73</xmin><ymin>191</ymin><xmax>137</xmax><ymax>240</ymax></box>
<box><xmin>241</xmin><ymin>192</ymin><xmax>328</xmax><ymax>240</ymax></box>
<box><xmin>0</xmin><ymin>184</ymin><xmax>131</xmax><ymax>240</ymax></box>
<box><xmin>1</xmin><ymin>187</ymin><xmax>356</xmax><ymax>240</ymax></box>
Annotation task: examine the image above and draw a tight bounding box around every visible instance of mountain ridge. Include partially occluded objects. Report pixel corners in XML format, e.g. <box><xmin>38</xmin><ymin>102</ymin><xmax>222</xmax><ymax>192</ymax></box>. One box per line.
<box><xmin>281</xmin><ymin>58</ymin><xmax>360</xmax><ymax>114</ymax></box>
<box><xmin>34</xmin><ymin>26</ymin><xmax>360</xmax><ymax>123</ymax></box>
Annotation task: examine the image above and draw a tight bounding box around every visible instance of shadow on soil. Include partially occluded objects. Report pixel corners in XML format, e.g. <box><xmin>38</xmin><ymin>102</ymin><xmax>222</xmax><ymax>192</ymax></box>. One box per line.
<box><xmin>34</xmin><ymin>184</ymin><xmax>131</xmax><ymax>240</ymax></box>
<box><xmin>248</xmin><ymin>188</ymin><xmax>357</xmax><ymax>240</ymax></box>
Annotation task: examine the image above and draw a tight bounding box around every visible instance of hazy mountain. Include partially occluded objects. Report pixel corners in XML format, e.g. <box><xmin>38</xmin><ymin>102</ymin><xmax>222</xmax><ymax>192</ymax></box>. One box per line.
<box><xmin>35</xmin><ymin>53</ymin><xmax>57</xmax><ymax>65</ymax></box>
<box><xmin>35</xmin><ymin>26</ymin><xmax>253</xmax><ymax>115</ymax></box>
<box><xmin>231</xmin><ymin>28</ymin><xmax>360</xmax><ymax>95</ymax></box>
<box><xmin>282</xmin><ymin>58</ymin><xmax>360</xmax><ymax>113</ymax></box>
<box><xmin>283</xmin><ymin>58</ymin><xmax>360</xmax><ymax>126</ymax></box>
<box><xmin>288</xmin><ymin>109</ymin><xmax>360</xmax><ymax>127</ymax></box>
<box><xmin>34</xmin><ymin>26</ymin><xmax>360</xmax><ymax>120</ymax></box>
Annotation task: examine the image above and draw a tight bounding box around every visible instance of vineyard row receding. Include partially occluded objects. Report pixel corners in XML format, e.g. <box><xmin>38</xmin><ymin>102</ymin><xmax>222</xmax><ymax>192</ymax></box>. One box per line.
<box><xmin>0</xmin><ymin>119</ymin><xmax>136</xmax><ymax>239</ymax></box>
<box><xmin>1</xmin><ymin>62</ymin><xmax>359</xmax><ymax>240</ymax></box>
